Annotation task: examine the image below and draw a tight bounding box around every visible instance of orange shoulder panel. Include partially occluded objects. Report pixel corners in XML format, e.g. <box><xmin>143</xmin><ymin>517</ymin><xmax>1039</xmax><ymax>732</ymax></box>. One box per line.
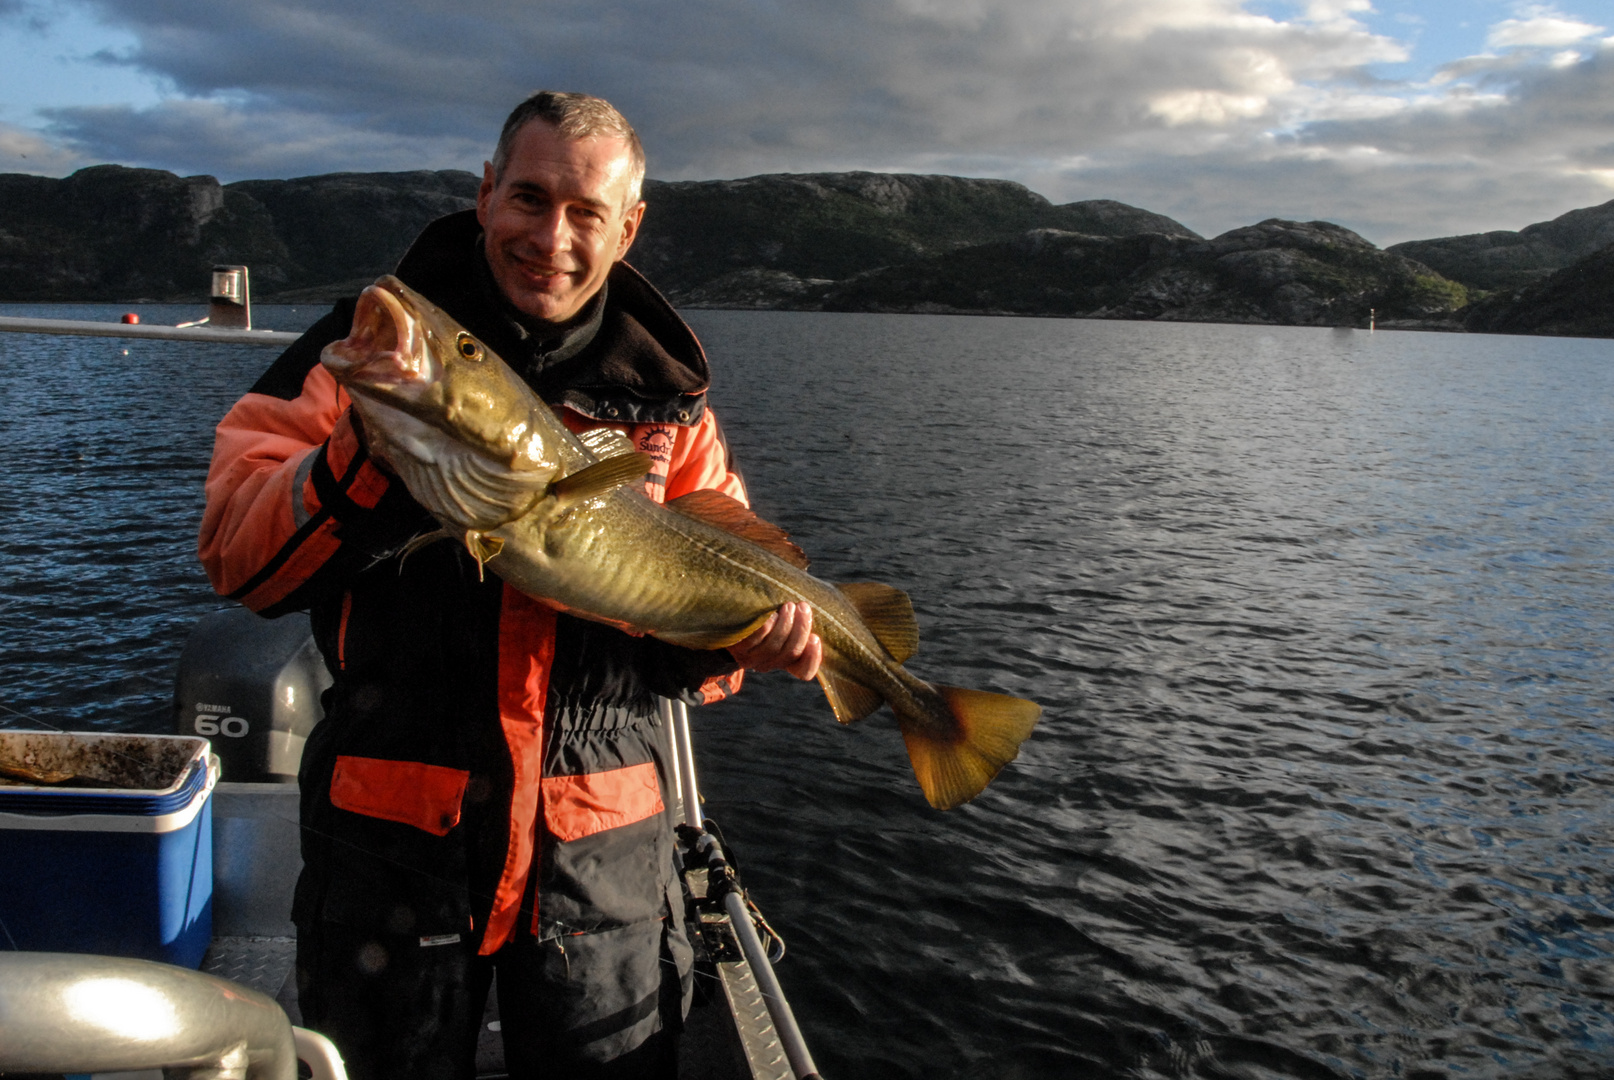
<box><xmin>198</xmin><ymin>364</ymin><xmax>352</xmax><ymax>599</ymax></box>
<box><xmin>664</xmin><ymin>409</ymin><xmax>747</xmax><ymax>505</ymax></box>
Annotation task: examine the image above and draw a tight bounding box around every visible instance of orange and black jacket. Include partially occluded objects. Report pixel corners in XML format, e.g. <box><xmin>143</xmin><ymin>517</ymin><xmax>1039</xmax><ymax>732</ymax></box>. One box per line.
<box><xmin>199</xmin><ymin>210</ymin><xmax>747</xmax><ymax>955</ymax></box>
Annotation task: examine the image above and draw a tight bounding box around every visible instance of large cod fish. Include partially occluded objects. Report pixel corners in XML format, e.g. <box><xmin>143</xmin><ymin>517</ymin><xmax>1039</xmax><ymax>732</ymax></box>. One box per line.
<box><xmin>322</xmin><ymin>276</ymin><xmax>1041</xmax><ymax>809</ymax></box>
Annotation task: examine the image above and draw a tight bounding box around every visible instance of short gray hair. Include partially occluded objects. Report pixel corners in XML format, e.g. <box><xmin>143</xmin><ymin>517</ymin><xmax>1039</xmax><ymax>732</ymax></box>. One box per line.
<box><xmin>492</xmin><ymin>91</ymin><xmax>645</xmax><ymax>211</ymax></box>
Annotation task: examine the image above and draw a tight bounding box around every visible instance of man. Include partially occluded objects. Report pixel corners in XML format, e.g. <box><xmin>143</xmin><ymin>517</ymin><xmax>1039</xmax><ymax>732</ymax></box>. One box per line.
<box><xmin>199</xmin><ymin>91</ymin><xmax>819</xmax><ymax>1079</ymax></box>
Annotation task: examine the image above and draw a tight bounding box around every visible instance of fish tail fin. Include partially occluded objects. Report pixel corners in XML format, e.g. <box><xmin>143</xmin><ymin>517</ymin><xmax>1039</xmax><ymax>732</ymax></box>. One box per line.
<box><xmin>898</xmin><ymin>686</ymin><xmax>1041</xmax><ymax>810</ymax></box>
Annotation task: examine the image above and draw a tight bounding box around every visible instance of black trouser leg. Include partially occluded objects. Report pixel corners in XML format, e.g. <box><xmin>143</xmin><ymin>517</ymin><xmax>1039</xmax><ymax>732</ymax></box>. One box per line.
<box><xmin>296</xmin><ymin>921</ymin><xmax>491</xmax><ymax>1080</ymax></box>
<box><xmin>496</xmin><ymin>920</ymin><xmax>683</xmax><ymax>1080</ymax></box>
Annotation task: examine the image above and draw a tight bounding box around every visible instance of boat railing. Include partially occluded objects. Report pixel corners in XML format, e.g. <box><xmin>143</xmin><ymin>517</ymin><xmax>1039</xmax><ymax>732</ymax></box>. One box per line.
<box><xmin>0</xmin><ymin>950</ymin><xmax>346</xmax><ymax>1079</ymax></box>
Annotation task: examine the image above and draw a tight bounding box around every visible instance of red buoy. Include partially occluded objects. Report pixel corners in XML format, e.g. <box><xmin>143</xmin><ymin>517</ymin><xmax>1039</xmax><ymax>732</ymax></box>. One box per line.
<box><xmin>121</xmin><ymin>313</ymin><xmax>140</xmax><ymax>324</ymax></box>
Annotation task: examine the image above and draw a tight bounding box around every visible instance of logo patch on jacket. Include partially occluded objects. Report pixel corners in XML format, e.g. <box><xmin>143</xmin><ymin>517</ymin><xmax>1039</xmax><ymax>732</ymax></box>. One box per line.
<box><xmin>637</xmin><ymin>427</ymin><xmax>674</xmax><ymax>464</ymax></box>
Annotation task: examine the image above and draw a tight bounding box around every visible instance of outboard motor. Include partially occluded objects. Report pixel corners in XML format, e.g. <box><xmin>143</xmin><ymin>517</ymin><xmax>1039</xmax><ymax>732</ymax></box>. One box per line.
<box><xmin>173</xmin><ymin>608</ymin><xmax>329</xmax><ymax>783</ymax></box>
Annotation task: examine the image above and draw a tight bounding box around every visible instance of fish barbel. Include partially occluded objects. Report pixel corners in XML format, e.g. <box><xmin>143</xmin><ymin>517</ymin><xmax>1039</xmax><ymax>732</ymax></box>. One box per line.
<box><xmin>321</xmin><ymin>276</ymin><xmax>1041</xmax><ymax>809</ymax></box>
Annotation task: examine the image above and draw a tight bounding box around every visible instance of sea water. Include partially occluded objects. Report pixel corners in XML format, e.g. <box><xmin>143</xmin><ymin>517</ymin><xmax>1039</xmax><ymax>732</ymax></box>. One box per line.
<box><xmin>2</xmin><ymin>305</ymin><xmax>1612</xmax><ymax>1078</ymax></box>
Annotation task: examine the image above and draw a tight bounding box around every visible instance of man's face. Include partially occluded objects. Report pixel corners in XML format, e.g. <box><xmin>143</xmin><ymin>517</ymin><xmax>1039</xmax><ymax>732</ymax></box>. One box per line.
<box><xmin>476</xmin><ymin>120</ymin><xmax>645</xmax><ymax>324</ymax></box>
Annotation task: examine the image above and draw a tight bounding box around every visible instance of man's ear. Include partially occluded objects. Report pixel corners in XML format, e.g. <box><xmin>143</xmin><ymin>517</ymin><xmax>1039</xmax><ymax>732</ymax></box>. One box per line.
<box><xmin>476</xmin><ymin>161</ymin><xmax>496</xmax><ymax>228</ymax></box>
<box><xmin>614</xmin><ymin>201</ymin><xmax>646</xmax><ymax>262</ymax></box>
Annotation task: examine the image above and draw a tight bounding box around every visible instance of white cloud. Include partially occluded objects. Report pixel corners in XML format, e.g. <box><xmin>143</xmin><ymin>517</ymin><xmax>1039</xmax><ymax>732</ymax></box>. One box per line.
<box><xmin>0</xmin><ymin>119</ymin><xmax>89</xmax><ymax>173</ymax></box>
<box><xmin>1301</xmin><ymin>0</ymin><xmax>1372</xmax><ymax>34</ymax></box>
<box><xmin>1150</xmin><ymin>90</ymin><xmax>1272</xmax><ymax>125</ymax></box>
<box><xmin>1487</xmin><ymin>6</ymin><xmax>1604</xmax><ymax>49</ymax></box>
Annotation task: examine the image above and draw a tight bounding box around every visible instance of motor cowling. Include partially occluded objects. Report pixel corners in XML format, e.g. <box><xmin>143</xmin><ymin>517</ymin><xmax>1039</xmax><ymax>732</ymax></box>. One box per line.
<box><xmin>173</xmin><ymin>608</ymin><xmax>329</xmax><ymax>783</ymax></box>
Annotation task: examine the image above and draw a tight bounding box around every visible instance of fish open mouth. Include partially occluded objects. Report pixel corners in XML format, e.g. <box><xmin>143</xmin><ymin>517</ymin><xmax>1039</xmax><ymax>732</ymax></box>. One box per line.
<box><xmin>321</xmin><ymin>276</ymin><xmax>432</xmax><ymax>397</ymax></box>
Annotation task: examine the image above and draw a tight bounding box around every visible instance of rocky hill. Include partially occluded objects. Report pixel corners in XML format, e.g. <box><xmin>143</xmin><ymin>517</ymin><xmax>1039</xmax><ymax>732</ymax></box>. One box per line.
<box><xmin>634</xmin><ymin>172</ymin><xmax>1198</xmax><ymax>298</ymax></box>
<box><xmin>635</xmin><ymin>178</ymin><xmax>1467</xmax><ymax>327</ymax></box>
<box><xmin>0</xmin><ymin>165</ymin><xmax>478</xmax><ymax>302</ymax></box>
<box><xmin>804</xmin><ymin>219</ymin><xmax>1467</xmax><ymax>326</ymax></box>
<box><xmin>0</xmin><ymin>166</ymin><xmax>253</xmax><ymax>301</ymax></box>
<box><xmin>1461</xmin><ymin>243</ymin><xmax>1614</xmax><ymax>337</ymax></box>
<box><xmin>0</xmin><ymin>165</ymin><xmax>1196</xmax><ymax>305</ymax></box>
<box><xmin>227</xmin><ymin>171</ymin><xmax>480</xmax><ymax>297</ymax></box>
<box><xmin>18</xmin><ymin>162</ymin><xmax>1612</xmax><ymax>334</ymax></box>
<box><xmin>1388</xmin><ymin>199</ymin><xmax>1614</xmax><ymax>291</ymax></box>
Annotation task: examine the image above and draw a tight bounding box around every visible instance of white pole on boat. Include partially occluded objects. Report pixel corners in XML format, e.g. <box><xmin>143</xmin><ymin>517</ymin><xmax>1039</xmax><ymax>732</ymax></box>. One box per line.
<box><xmin>662</xmin><ymin>698</ymin><xmax>821</xmax><ymax>1080</ymax></box>
<box><xmin>664</xmin><ymin>698</ymin><xmax>704</xmax><ymax>830</ymax></box>
<box><xmin>660</xmin><ymin>697</ymin><xmax>686</xmax><ymax>818</ymax></box>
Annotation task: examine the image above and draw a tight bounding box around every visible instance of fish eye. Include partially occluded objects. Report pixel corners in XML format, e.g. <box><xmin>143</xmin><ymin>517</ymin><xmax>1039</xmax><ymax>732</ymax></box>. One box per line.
<box><xmin>456</xmin><ymin>334</ymin><xmax>484</xmax><ymax>362</ymax></box>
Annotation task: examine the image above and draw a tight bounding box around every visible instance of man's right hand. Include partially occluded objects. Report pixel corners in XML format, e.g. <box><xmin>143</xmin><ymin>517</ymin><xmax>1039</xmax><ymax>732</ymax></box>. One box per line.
<box><xmin>728</xmin><ymin>602</ymin><xmax>823</xmax><ymax>681</ymax></box>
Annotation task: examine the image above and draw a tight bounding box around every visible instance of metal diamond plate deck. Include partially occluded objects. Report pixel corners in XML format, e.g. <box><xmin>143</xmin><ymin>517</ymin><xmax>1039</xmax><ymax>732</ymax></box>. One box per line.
<box><xmin>201</xmin><ymin>935</ymin><xmax>296</xmax><ymax>999</ymax></box>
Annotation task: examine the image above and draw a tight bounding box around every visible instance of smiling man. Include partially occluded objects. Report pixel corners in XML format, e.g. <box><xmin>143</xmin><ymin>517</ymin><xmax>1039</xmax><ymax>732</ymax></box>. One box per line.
<box><xmin>199</xmin><ymin>91</ymin><xmax>818</xmax><ymax>1080</ymax></box>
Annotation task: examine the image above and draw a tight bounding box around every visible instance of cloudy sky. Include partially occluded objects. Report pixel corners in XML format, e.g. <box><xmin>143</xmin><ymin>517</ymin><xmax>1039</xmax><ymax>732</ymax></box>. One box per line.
<box><xmin>1</xmin><ymin>0</ymin><xmax>1611</xmax><ymax>244</ymax></box>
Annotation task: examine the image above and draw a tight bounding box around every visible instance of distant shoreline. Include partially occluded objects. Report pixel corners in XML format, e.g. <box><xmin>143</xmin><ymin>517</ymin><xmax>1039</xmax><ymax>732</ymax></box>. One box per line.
<box><xmin>2</xmin><ymin>165</ymin><xmax>1609</xmax><ymax>338</ymax></box>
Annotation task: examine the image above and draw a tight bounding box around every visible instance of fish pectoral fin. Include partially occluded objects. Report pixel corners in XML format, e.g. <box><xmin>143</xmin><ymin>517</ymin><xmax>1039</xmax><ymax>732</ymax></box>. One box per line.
<box><xmin>463</xmin><ymin>530</ymin><xmax>505</xmax><ymax>582</ymax></box>
<box><xmin>576</xmin><ymin>426</ymin><xmax>638</xmax><ymax>460</ymax></box>
<box><xmin>898</xmin><ymin>686</ymin><xmax>1042</xmax><ymax>811</ymax></box>
<box><xmin>816</xmin><ymin>670</ymin><xmax>884</xmax><ymax>725</ymax></box>
<box><xmin>548</xmin><ymin>452</ymin><xmax>654</xmax><ymax>504</ymax></box>
<box><xmin>833</xmin><ymin>582</ymin><xmax>918</xmax><ymax>663</ymax></box>
<box><xmin>667</xmin><ymin>490</ymin><xmax>810</xmax><ymax>570</ymax></box>
<box><xmin>656</xmin><ymin>612</ymin><xmax>776</xmax><ymax>652</ymax></box>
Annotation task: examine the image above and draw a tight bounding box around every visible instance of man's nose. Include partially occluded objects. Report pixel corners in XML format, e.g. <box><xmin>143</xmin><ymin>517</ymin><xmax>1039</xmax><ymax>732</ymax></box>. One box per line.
<box><xmin>529</xmin><ymin>208</ymin><xmax>571</xmax><ymax>254</ymax></box>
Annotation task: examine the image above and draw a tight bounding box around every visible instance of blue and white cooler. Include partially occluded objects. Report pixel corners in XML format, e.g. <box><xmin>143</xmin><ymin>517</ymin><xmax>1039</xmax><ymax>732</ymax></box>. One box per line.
<box><xmin>0</xmin><ymin>732</ymin><xmax>218</xmax><ymax>968</ymax></box>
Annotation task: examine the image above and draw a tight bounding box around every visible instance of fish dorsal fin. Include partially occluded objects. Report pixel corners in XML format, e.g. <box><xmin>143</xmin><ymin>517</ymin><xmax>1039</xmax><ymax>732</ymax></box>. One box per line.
<box><xmin>816</xmin><ymin>669</ymin><xmax>884</xmax><ymax>725</ymax></box>
<box><xmin>667</xmin><ymin>490</ymin><xmax>809</xmax><ymax>570</ymax></box>
<box><xmin>577</xmin><ymin>426</ymin><xmax>637</xmax><ymax>460</ymax></box>
<box><xmin>549</xmin><ymin>452</ymin><xmax>653</xmax><ymax>504</ymax></box>
<box><xmin>835</xmin><ymin>582</ymin><xmax>919</xmax><ymax>663</ymax></box>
